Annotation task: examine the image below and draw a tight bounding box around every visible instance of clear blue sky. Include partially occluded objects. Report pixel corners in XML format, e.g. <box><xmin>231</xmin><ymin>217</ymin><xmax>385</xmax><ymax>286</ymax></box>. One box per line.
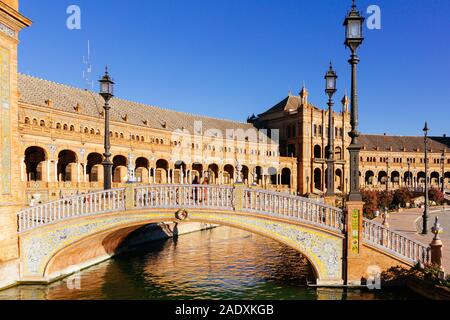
<box><xmin>18</xmin><ymin>0</ymin><xmax>450</xmax><ymax>137</ymax></box>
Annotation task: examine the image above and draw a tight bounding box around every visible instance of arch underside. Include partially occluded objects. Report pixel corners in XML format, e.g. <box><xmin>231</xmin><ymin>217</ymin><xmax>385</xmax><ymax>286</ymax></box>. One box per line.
<box><xmin>19</xmin><ymin>210</ymin><xmax>344</xmax><ymax>285</ymax></box>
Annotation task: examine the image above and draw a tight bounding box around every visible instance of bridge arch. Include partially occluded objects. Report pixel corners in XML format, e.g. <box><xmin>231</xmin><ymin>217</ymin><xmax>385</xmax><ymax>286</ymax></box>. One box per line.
<box><xmin>41</xmin><ymin>214</ymin><xmax>333</xmax><ymax>283</ymax></box>
<box><xmin>18</xmin><ymin>186</ymin><xmax>345</xmax><ymax>285</ymax></box>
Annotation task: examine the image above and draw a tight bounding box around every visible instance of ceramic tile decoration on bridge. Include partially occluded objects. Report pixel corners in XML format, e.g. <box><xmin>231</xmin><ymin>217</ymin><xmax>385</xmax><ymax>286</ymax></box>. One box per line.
<box><xmin>16</xmin><ymin>184</ymin><xmax>435</xmax><ymax>286</ymax></box>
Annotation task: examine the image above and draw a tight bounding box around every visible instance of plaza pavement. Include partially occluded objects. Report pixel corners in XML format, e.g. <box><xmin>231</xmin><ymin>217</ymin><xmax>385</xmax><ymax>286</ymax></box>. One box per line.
<box><xmin>375</xmin><ymin>205</ymin><xmax>450</xmax><ymax>272</ymax></box>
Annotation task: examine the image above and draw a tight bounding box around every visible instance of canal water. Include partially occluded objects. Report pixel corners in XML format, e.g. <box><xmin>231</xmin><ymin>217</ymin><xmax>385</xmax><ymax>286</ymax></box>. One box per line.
<box><xmin>0</xmin><ymin>227</ymin><xmax>422</xmax><ymax>300</ymax></box>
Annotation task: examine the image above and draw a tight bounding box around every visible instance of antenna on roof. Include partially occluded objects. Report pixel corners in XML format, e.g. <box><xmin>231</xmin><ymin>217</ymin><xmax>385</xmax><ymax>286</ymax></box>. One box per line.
<box><xmin>82</xmin><ymin>40</ymin><xmax>93</xmax><ymax>90</ymax></box>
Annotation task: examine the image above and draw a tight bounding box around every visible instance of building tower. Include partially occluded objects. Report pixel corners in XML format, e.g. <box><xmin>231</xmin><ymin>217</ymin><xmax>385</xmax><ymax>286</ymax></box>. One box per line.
<box><xmin>0</xmin><ymin>0</ymin><xmax>31</xmax><ymax>288</ymax></box>
<box><xmin>297</xmin><ymin>84</ymin><xmax>309</xmax><ymax>195</ymax></box>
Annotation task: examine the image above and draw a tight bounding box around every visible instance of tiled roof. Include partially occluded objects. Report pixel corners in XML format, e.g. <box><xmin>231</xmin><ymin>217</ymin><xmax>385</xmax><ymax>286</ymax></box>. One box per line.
<box><xmin>257</xmin><ymin>95</ymin><xmax>318</xmax><ymax>117</ymax></box>
<box><xmin>18</xmin><ymin>74</ymin><xmax>255</xmax><ymax>134</ymax></box>
<box><xmin>360</xmin><ymin>135</ymin><xmax>450</xmax><ymax>153</ymax></box>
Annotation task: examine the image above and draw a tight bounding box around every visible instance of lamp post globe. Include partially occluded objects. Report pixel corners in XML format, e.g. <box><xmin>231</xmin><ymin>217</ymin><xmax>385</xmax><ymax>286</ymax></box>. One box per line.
<box><xmin>99</xmin><ymin>67</ymin><xmax>115</xmax><ymax>190</ymax></box>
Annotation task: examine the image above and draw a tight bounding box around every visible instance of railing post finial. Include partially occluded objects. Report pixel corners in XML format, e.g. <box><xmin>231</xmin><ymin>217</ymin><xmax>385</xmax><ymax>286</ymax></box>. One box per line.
<box><xmin>430</xmin><ymin>216</ymin><xmax>444</xmax><ymax>271</ymax></box>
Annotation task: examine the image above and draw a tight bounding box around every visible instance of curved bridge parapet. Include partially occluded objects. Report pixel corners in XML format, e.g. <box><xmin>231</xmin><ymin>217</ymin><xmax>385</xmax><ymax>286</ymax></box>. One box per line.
<box><xmin>16</xmin><ymin>184</ymin><xmax>433</xmax><ymax>285</ymax></box>
<box><xmin>18</xmin><ymin>184</ymin><xmax>345</xmax><ymax>235</ymax></box>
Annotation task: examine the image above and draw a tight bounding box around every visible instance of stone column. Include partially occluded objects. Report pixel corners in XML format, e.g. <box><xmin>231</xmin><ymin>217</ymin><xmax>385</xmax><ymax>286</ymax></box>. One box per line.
<box><xmin>148</xmin><ymin>167</ymin><xmax>152</xmax><ymax>184</ymax></box>
<box><xmin>20</xmin><ymin>157</ymin><xmax>26</xmax><ymax>182</ymax></box>
<box><xmin>233</xmin><ymin>183</ymin><xmax>244</xmax><ymax>211</ymax></box>
<box><xmin>46</xmin><ymin>160</ymin><xmax>50</xmax><ymax>182</ymax></box>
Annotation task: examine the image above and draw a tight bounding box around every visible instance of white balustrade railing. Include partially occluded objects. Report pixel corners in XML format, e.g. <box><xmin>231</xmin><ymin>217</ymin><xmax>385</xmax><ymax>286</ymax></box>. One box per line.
<box><xmin>243</xmin><ymin>188</ymin><xmax>344</xmax><ymax>233</ymax></box>
<box><xmin>18</xmin><ymin>189</ymin><xmax>126</xmax><ymax>233</ymax></box>
<box><xmin>134</xmin><ymin>185</ymin><xmax>234</xmax><ymax>211</ymax></box>
<box><xmin>362</xmin><ymin>218</ymin><xmax>431</xmax><ymax>265</ymax></box>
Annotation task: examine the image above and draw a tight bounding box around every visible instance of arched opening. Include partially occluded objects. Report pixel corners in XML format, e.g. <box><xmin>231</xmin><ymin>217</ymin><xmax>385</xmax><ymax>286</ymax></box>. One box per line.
<box><xmin>155</xmin><ymin>159</ymin><xmax>169</xmax><ymax>184</ymax></box>
<box><xmin>314</xmin><ymin>168</ymin><xmax>322</xmax><ymax>191</ymax></box>
<box><xmin>269</xmin><ymin>167</ymin><xmax>277</xmax><ymax>186</ymax></box>
<box><xmin>404</xmin><ymin>171</ymin><xmax>413</xmax><ymax>187</ymax></box>
<box><xmin>223</xmin><ymin>165</ymin><xmax>234</xmax><ymax>185</ymax></box>
<box><xmin>255</xmin><ymin>166</ymin><xmax>263</xmax><ymax>186</ymax></box>
<box><xmin>86</xmin><ymin>153</ymin><xmax>103</xmax><ymax>182</ymax></box>
<box><xmin>335</xmin><ymin>169</ymin><xmax>343</xmax><ymax>191</ymax></box>
<box><xmin>417</xmin><ymin>171</ymin><xmax>426</xmax><ymax>187</ymax></box>
<box><xmin>335</xmin><ymin>147</ymin><xmax>342</xmax><ymax>160</ymax></box>
<box><xmin>174</xmin><ymin>161</ymin><xmax>187</xmax><ymax>184</ymax></box>
<box><xmin>241</xmin><ymin>165</ymin><xmax>249</xmax><ymax>185</ymax></box>
<box><xmin>207</xmin><ymin>164</ymin><xmax>219</xmax><ymax>184</ymax></box>
<box><xmin>57</xmin><ymin>150</ymin><xmax>77</xmax><ymax>182</ymax></box>
<box><xmin>391</xmin><ymin>171</ymin><xmax>400</xmax><ymax>187</ymax></box>
<box><xmin>25</xmin><ymin>146</ymin><xmax>47</xmax><ymax>181</ymax></box>
<box><xmin>43</xmin><ymin>218</ymin><xmax>329</xmax><ymax>287</ymax></box>
<box><xmin>192</xmin><ymin>163</ymin><xmax>203</xmax><ymax>183</ymax></box>
<box><xmin>113</xmin><ymin>155</ymin><xmax>128</xmax><ymax>183</ymax></box>
<box><xmin>430</xmin><ymin>172</ymin><xmax>440</xmax><ymax>187</ymax></box>
<box><xmin>444</xmin><ymin>172</ymin><xmax>450</xmax><ymax>188</ymax></box>
<box><xmin>365</xmin><ymin>171</ymin><xmax>374</xmax><ymax>186</ymax></box>
<box><xmin>378</xmin><ymin>171</ymin><xmax>388</xmax><ymax>185</ymax></box>
<box><xmin>314</xmin><ymin>145</ymin><xmax>322</xmax><ymax>159</ymax></box>
<box><xmin>281</xmin><ymin>168</ymin><xmax>291</xmax><ymax>187</ymax></box>
<box><xmin>135</xmin><ymin>157</ymin><xmax>149</xmax><ymax>183</ymax></box>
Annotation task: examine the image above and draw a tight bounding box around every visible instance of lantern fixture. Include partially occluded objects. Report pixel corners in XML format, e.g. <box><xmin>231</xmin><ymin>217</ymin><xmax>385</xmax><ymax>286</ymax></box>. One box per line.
<box><xmin>99</xmin><ymin>66</ymin><xmax>114</xmax><ymax>101</ymax></box>
<box><xmin>325</xmin><ymin>62</ymin><xmax>338</xmax><ymax>97</ymax></box>
<box><xmin>343</xmin><ymin>0</ymin><xmax>365</xmax><ymax>52</ymax></box>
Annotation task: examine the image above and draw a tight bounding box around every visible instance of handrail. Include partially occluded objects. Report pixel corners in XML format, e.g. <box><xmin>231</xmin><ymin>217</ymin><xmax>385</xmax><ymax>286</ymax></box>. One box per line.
<box><xmin>17</xmin><ymin>188</ymin><xmax>126</xmax><ymax>233</ymax></box>
<box><xmin>362</xmin><ymin>218</ymin><xmax>431</xmax><ymax>265</ymax></box>
<box><xmin>17</xmin><ymin>184</ymin><xmax>345</xmax><ymax>235</ymax></box>
<box><xmin>134</xmin><ymin>184</ymin><xmax>234</xmax><ymax>211</ymax></box>
<box><xmin>243</xmin><ymin>188</ymin><xmax>344</xmax><ymax>233</ymax></box>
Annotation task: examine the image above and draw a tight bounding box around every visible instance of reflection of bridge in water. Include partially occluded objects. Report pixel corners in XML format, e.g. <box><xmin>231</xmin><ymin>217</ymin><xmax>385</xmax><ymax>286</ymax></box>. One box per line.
<box><xmin>17</xmin><ymin>184</ymin><xmax>432</xmax><ymax>286</ymax></box>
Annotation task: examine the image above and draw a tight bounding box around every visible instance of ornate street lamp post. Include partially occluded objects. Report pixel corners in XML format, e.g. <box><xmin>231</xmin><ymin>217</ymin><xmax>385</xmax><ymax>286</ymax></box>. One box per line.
<box><xmin>407</xmin><ymin>160</ymin><xmax>411</xmax><ymax>189</ymax></box>
<box><xmin>441</xmin><ymin>151</ymin><xmax>445</xmax><ymax>193</ymax></box>
<box><xmin>386</xmin><ymin>158</ymin><xmax>390</xmax><ymax>191</ymax></box>
<box><xmin>99</xmin><ymin>67</ymin><xmax>114</xmax><ymax>190</ymax></box>
<box><xmin>422</xmin><ymin>122</ymin><xmax>430</xmax><ymax>234</ymax></box>
<box><xmin>325</xmin><ymin>63</ymin><xmax>338</xmax><ymax>197</ymax></box>
<box><xmin>344</xmin><ymin>0</ymin><xmax>365</xmax><ymax>201</ymax></box>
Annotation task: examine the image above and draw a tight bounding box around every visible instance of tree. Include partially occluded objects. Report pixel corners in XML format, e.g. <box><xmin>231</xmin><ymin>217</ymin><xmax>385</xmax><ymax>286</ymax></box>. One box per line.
<box><xmin>392</xmin><ymin>188</ymin><xmax>413</xmax><ymax>208</ymax></box>
<box><xmin>378</xmin><ymin>190</ymin><xmax>394</xmax><ymax>210</ymax></box>
<box><xmin>361</xmin><ymin>189</ymin><xmax>378</xmax><ymax>218</ymax></box>
<box><xmin>428</xmin><ymin>188</ymin><xmax>444</xmax><ymax>204</ymax></box>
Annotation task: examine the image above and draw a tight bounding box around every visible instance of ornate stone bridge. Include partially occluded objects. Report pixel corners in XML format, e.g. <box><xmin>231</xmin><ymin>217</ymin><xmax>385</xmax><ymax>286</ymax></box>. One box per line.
<box><xmin>17</xmin><ymin>184</ymin><xmax>431</xmax><ymax>286</ymax></box>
